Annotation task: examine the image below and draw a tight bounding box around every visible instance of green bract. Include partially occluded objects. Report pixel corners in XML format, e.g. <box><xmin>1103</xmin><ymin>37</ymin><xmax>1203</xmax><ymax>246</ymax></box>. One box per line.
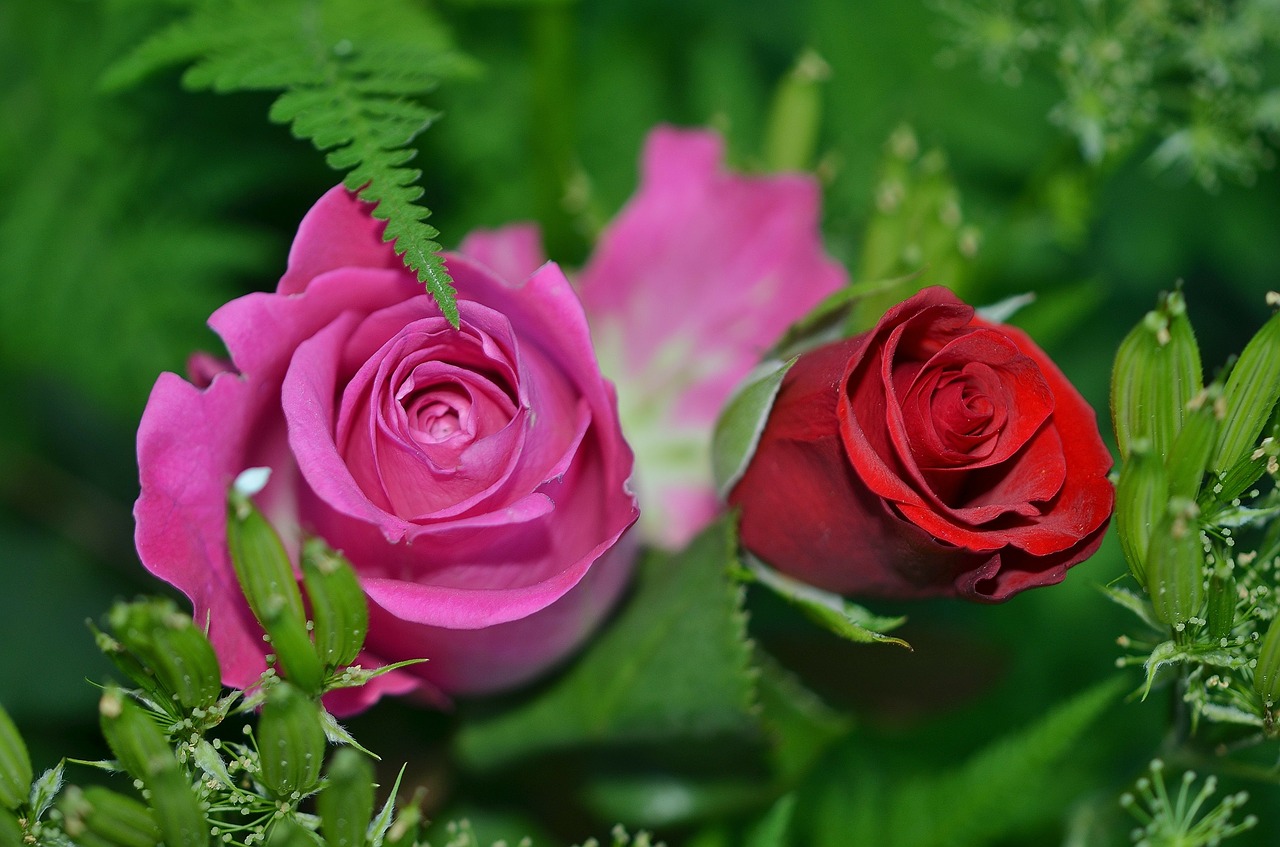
<box><xmin>227</xmin><ymin>489</ymin><xmax>325</xmax><ymax>695</ymax></box>
<box><xmin>257</xmin><ymin>682</ymin><xmax>326</xmax><ymax>800</ymax></box>
<box><xmin>1205</xmin><ymin>572</ymin><xmax>1237</xmax><ymax>643</ymax></box>
<box><xmin>61</xmin><ymin>786</ymin><xmax>161</xmax><ymax>847</ymax></box>
<box><xmin>0</xmin><ymin>809</ymin><xmax>21</xmax><ymax>847</ymax></box>
<box><xmin>108</xmin><ymin>599</ymin><xmax>222</xmax><ymax>713</ymax></box>
<box><xmin>302</xmin><ymin>539</ymin><xmax>369</xmax><ymax>672</ymax></box>
<box><xmin>1213</xmin><ymin>305</ymin><xmax>1280</xmax><ymax>477</ymax></box>
<box><xmin>1165</xmin><ymin>388</ymin><xmax>1222</xmax><ymax>502</ymax></box>
<box><xmin>98</xmin><ymin>688</ymin><xmax>208</xmax><ymax>847</ymax></box>
<box><xmin>1111</xmin><ymin>289</ymin><xmax>1202</xmax><ymax>462</ymax></box>
<box><xmin>1146</xmin><ymin>499</ymin><xmax>1205</xmax><ymax>628</ymax></box>
<box><xmin>1114</xmin><ymin>440</ymin><xmax>1167</xmax><ymax>588</ymax></box>
<box><xmin>318</xmin><ymin>748</ymin><xmax>375</xmax><ymax>847</ymax></box>
<box><xmin>1254</xmin><ymin>616</ymin><xmax>1280</xmax><ymax>709</ymax></box>
<box><xmin>0</xmin><ymin>704</ymin><xmax>31</xmax><ymax>812</ymax></box>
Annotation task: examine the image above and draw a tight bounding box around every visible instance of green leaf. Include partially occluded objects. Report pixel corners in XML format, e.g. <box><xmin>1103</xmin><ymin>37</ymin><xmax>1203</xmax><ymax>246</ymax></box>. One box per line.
<box><xmin>104</xmin><ymin>0</ymin><xmax>475</xmax><ymax>324</ymax></box>
<box><xmin>456</xmin><ymin>517</ymin><xmax>758</xmax><ymax>771</ymax></box>
<box><xmin>741</xmin><ymin>556</ymin><xmax>909</xmax><ymax>648</ymax></box>
<box><xmin>754</xmin><ymin>652</ymin><xmax>852</xmax><ymax>785</ymax></box>
<box><xmin>366</xmin><ymin>764</ymin><xmax>407</xmax><ymax>847</ymax></box>
<box><xmin>744</xmin><ymin>793</ymin><xmax>797</xmax><ymax>847</ymax></box>
<box><xmin>802</xmin><ymin>678</ymin><xmax>1125</xmax><ymax>847</ymax></box>
<box><xmin>712</xmin><ymin>359</ymin><xmax>796</xmax><ymax>498</ymax></box>
<box><xmin>27</xmin><ymin>762</ymin><xmax>64</xmax><ymax>822</ymax></box>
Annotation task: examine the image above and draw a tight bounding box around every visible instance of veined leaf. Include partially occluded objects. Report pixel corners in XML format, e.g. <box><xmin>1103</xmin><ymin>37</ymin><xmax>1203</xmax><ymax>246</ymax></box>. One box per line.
<box><xmin>455</xmin><ymin>517</ymin><xmax>758</xmax><ymax>771</ymax></box>
<box><xmin>801</xmin><ymin>678</ymin><xmax>1125</xmax><ymax>847</ymax></box>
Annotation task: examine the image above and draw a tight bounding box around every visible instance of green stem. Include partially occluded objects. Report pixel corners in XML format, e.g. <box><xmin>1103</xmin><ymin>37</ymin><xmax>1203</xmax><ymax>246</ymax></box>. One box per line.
<box><xmin>529</xmin><ymin>3</ymin><xmax>580</xmax><ymax>260</ymax></box>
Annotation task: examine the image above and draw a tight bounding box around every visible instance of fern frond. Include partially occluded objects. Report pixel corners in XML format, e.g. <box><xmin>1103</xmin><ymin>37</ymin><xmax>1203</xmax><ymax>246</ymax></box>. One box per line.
<box><xmin>105</xmin><ymin>0</ymin><xmax>474</xmax><ymax>325</ymax></box>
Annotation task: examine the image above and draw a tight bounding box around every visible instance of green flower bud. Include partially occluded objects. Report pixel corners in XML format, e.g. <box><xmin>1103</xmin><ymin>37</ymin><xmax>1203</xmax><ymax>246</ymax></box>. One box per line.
<box><xmin>146</xmin><ymin>761</ymin><xmax>210</xmax><ymax>847</ymax></box>
<box><xmin>318</xmin><ymin>748</ymin><xmax>375</xmax><ymax>847</ymax></box>
<box><xmin>1114</xmin><ymin>440</ymin><xmax>1167</xmax><ymax>588</ymax></box>
<box><xmin>763</xmin><ymin>49</ymin><xmax>829</xmax><ymax>173</ymax></box>
<box><xmin>1213</xmin><ymin>302</ymin><xmax>1280</xmax><ymax>476</ymax></box>
<box><xmin>0</xmin><ymin>704</ymin><xmax>31</xmax><ymax>811</ymax></box>
<box><xmin>1112</xmin><ymin>290</ymin><xmax>1202</xmax><ymax>461</ymax></box>
<box><xmin>98</xmin><ymin>688</ymin><xmax>208</xmax><ymax>847</ymax></box>
<box><xmin>1165</xmin><ymin>387</ymin><xmax>1222</xmax><ymax>501</ymax></box>
<box><xmin>1254</xmin><ymin>615</ymin><xmax>1280</xmax><ymax>708</ymax></box>
<box><xmin>257</xmin><ymin>682</ymin><xmax>325</xmax><ymax>799</ymax></box>
<box><xmin>266</xmin><ymin>817</ymin><xmax>316</xmax><ymax>847</ymax></box>
<box><xmin>1206</xmin><ymin>572</ymin><xmax>1237</xmax><ymax>642</ymax></box>
<box><xmin>108</xmin><ymin>599</ymin><xmax>222</xmax><ymax>713</ymax></box>
<box><xmin>227</xmin><ymin>491</ymin><xmax>324</xmax><ymax>695</ymax></box>
<box><xmin>302</xmin><ymin>540</ymin><xmax>368</xmax><ymax>671</ymax></box>
<box><xmin>1146</xmin><ymin>498</ymin><xmax>1205</xmax><ymax>627</ymax></box>
<box><xmin>0</xmin><ymin>808</ymin><xmax>22</xmax><ymax>847</ymax></box>
<box><xmin>61</xmin><ymin>786</ymin><xmax>161</xmax><ymax>847</ymax></box>
<box><xmin>98</xmin><ymin>687</ymin><xmax>174</xmax><ymax>783</ymax></box>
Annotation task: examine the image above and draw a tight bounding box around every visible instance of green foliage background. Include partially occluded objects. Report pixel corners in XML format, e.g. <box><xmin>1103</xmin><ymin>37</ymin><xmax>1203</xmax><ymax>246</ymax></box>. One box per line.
<box><xmin>2</xmin><ymin>0</ymin><xmax>1279</xmax><ymax>844</ymax></box>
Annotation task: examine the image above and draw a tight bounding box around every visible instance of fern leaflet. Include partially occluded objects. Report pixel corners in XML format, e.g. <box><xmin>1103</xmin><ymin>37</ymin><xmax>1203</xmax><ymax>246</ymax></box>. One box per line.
<box><xmin>105</xmin><ymin>0</ymin><xmax>474</xmax><ymax>325</ymax></box>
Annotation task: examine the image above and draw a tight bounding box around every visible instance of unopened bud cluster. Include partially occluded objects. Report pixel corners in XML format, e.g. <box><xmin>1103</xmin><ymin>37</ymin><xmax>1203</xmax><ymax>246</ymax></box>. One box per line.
<box><xmin>1110</xmin><ymin>289</ymin><xmax>1280</xmax><ymax>733</ymax></box>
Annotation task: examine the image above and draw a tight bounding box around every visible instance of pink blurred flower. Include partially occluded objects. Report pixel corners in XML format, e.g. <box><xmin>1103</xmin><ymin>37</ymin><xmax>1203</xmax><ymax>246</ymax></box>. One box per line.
<box><xmin>462</xmin><ymin>126</ymin><xmax>846</xmax><ymax>548</ymax></box>
<box><xmin>135</xmin><ymin>187</ymin><xmax>638</xmax><ymax>713</ymax></box>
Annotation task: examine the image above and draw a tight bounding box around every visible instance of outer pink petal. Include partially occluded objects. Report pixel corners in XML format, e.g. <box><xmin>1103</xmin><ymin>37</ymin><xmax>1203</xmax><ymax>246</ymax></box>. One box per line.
<box><xmin>578</xmin><ymin>125</ymin><xmax>846</xmax><ymax>548</ymax></box>
<box><xmin>362</xmin><ymin>532</ymin><xmax>637</xmax><ymax>694</ymax></box>
<box><xmin>278</xmin><ymin>187</ymin><xmax>402</xmax><ymax>294</ymax></box>
<box><xmin>580</xmin><ymin>126</ymin><xmax>845</xmax><ymax>416</ymax></box>
<box><xmin>134</xmin><ymin>372</ymin><xmax>277</xmax><ymax>690</ymax></box>
<box><xmin>458</xmin><ymin>224</ymin><xmax>547</xmax><ymax>285</ymax></box>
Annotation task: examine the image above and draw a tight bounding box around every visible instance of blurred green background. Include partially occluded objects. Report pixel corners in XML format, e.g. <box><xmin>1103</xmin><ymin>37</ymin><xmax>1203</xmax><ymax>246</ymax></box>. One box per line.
<box><xmin>2</xmin><ymin>0</ymin><xmax>1278</xmax><ymax>844</ymax></box>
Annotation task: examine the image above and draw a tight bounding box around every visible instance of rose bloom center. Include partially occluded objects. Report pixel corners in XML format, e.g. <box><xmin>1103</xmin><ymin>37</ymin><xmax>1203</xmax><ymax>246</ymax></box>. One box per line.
<box><xmin>403</xmin><ymin>382</ymin><xmax>474</xmax><ymax>447</ymax></box>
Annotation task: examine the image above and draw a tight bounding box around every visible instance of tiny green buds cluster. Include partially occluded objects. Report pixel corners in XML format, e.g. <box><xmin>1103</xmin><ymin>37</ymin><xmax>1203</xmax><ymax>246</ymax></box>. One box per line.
<box><xmin>1120</xmin><ymin>760</ymin><xmax>1256</xmax><ymax>847</ymax></box>
<box><xmin>1110</xmin><ymin>289</ymin><xmax>1280</xmax><ymax>734</ymax></box>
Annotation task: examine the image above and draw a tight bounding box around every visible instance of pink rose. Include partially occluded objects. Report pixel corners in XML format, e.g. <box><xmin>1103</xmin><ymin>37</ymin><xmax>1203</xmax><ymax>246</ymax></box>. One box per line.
<box><xmin>461</xmin><ymin>126</ymin><xmax>846</xmax><ymax>548</ymax></box>
<box><xmin>134</xmin><ymin>187</ymin><xmax>638</xmax><ymax>712</ymax></box>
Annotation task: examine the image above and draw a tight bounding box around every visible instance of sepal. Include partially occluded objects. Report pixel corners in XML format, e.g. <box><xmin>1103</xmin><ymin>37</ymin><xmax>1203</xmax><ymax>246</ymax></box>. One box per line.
<box><xmin>712</xmin><ymin>358</ymin><xmax>796</xmax><ymax>498</ymax></box>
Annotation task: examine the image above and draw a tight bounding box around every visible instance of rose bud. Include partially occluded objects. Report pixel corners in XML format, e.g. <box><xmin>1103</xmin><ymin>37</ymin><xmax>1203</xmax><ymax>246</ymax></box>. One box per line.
<box><xmin>729</xmin><ymin>286</ymin><xmax>1114</xmax><ymax>601</ymax></box>
<box><xmin>135</xmin><ymin>187</ymin><xmax>638</xmax><ymax>712</ymax></box>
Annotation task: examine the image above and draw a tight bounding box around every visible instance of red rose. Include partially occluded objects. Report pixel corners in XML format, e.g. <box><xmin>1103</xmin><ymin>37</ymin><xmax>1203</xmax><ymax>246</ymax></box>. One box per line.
<box><xmin>728</xmin><ymin>287</ymin><xmax>1113</xmax><ymax>601</ymax></box>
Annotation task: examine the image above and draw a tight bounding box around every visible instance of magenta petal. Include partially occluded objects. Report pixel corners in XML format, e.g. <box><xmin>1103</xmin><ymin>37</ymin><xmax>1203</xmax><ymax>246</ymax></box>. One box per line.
<box><xmin>278</xmin><ymin>187</ymin><xmax>402</xmax><ymax>294</ymax></box>
<box><xmin>577</xmin><ymin>125</ymin><xmax>846</xmax><ymax>548</ymax></box>
<box><xmin>458</xmin><ymin>223</ymin><xmax>547</xmax><ymax>285</ymax></box>
<box><xmin>135</xmin><ymin>373</ymin><xmax>275</xmax><ymax>690</ymax></box>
